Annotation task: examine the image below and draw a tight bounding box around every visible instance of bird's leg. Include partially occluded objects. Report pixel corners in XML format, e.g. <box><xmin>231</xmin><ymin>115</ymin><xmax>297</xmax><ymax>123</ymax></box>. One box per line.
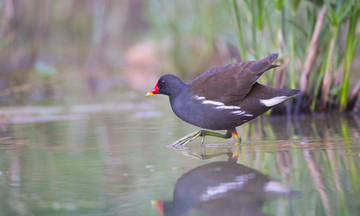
<box><xmin>232</xmin><ymin>131</ymin><xmax>242</xmax><ymax>145</ymax></box>
<box><xmin>199</xmin><ymin>130</ymin><xmax>233</xmax><ymax>145</ymax></box>
<box><xmin>169</xmin><ymin>130</ymin><xmax>232</xmax><ymax>148</ymax></box>
<box><xmin>229</xmin><ymin>129</ymin><xmax>242</xmax><ymax>159</ymax></box>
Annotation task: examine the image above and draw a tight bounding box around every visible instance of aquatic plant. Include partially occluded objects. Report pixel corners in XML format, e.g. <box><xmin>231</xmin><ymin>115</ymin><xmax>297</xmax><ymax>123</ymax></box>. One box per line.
<box><xmin>147</xmin><ymin>0</ymin><xmax>360</xmax><ymax>113</ymax></box>
<box><xmin>0</xmin><ymin>0</ymin><xmax>359</xmax><ymax>113</ymax></box>
<box><xmin>231</xmin><ymin>0</ymin><xmax>360</xmax><ymax>113</ymax></box>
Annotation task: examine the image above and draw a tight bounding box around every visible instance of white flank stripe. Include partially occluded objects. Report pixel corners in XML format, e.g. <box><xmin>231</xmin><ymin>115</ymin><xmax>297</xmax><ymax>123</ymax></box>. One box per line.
<box><xmin>232</xmin><ymin>110</ymin><xmax>245</xmax><ymax>115</ymax></box>
<box><xmin>260</xmin><ymin>96</ymin><xmax>288</xmax><ymax>107</ymax></box>
<box><xmin>200</xmin><ymin>173</ymin><xmax>255</xmax><ymax>201</ymax></box>
<box><xmin>202</xmin><ymin>100</ymin><xmax>224</xmax><ymax>106</ymax></box>
<box><xmin>200</xmin><ymin>181</ymin><xmax>245</xmax><ymax>201</ymax></box>
<box><xmin>244</xmin><ymin>114</ymin><xmax>254</xmax><ymax>117</ymax></box>
<box><xmin>194</xmin><ymin>95</ymin><xmax>205</xmax><ymax>100</ymax></box>
<box><xmin>195</xmin><ymin>96</ymin><xmax>242</xmax><ymax>110</ymax></box>
<box><xmin>216</xmin><ymin>105</ymin><xmax>241</xmax><ymax>110</ymax></box>
<box><xmin>264</xmin><ymin>181</ymin><xmax>291</xmax><ymax>194</ymax></box>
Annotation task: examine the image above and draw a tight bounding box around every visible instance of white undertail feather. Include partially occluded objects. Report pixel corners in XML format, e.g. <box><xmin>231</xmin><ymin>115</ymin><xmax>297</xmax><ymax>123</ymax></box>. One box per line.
<box><xmin>259</xmin><ymin>96</ymin><xmax>288</xmax><ymax>107</ymax></box>
<box><xmin>264</xmin><ymin>181</ymin><xmax>291</xmax><ymax>194</ymax></box>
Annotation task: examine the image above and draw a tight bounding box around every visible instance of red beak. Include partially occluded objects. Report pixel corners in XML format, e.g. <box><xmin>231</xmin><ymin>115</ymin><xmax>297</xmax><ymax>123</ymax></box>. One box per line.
<box><xmin>146</xmin><ymin>81</ymin><xmax>159</xmax><ymax>96</ymax></box>
<box><xmin>151</xmin><ymin>200</ymin><xmax>164</xmax><ymax>215</ymax></box>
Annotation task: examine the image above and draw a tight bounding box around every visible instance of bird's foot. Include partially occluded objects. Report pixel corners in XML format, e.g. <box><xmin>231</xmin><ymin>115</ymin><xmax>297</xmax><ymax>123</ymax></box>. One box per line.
<box><xmin>168</xmin><ymin>130</ymin><xmax>204</xmax><ymax>148</ymax></box>
<box><xmin>168</xmin><ymin>130</ymin><xmax>233</xmax><ymax>148</ymax></box>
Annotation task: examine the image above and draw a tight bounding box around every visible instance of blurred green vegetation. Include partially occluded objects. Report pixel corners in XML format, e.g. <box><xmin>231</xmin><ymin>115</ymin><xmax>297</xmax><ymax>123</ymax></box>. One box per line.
<box><xmin>0</xmin><ymin>0</ymin><xmax>359</xmax><ymax>113</ymax></box>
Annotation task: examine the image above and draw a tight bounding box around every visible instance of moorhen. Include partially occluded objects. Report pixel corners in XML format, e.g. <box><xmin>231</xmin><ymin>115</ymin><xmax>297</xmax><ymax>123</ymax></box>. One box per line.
<box><xmin>147</xmin><ymin>53</ymin><xmax>299</xmax><ymax>147</ymax></box>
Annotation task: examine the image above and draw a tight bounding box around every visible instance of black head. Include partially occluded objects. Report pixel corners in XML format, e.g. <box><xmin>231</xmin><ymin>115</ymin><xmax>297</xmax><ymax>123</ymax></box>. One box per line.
<box><xmin>146</xmin><ymin>74</ymin><xmax>186</xmax><ymax>97</ymax></box>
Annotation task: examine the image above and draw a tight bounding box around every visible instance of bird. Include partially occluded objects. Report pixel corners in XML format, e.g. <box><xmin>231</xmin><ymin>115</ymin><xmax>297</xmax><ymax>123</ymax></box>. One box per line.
<box><xmin>146</xmin><ymin>53</ymin><xmax>299</xmax><ymax>149</ymax></box>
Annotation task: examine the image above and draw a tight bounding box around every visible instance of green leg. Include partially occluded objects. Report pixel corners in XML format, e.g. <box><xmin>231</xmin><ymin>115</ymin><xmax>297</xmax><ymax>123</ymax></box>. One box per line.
<box><xmin>169</xmin><ymin>129</ymin><xmax>232</xmax><ymax>148</ymax></box>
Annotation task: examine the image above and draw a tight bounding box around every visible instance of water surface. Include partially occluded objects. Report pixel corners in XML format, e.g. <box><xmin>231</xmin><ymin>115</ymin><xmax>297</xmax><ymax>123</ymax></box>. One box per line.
<box><xmin>1</xmin><ymin>99</ymin><xmax>360</xmax><ymax>216</ymax></box>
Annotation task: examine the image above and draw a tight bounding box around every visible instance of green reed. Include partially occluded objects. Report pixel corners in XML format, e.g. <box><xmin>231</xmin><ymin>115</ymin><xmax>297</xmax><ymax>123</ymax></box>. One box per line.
<box><xmin>338</xmin><ymin>2</ymin><xmax>360</xmax><ymax>112</ymax></box>
<box><xmin>232</xmin><ymin>0</ymin><xmax>247</xmax><ymax>60</ymax></box>
<box><xmin>146</xmin><ymin>0</ymin><xmax>360</xmax><ymax>113</ymax></box>
<box><xmin>235</xmin><ymin>0</ymin><xmax>360</xmax><ymax>112</ymax></box>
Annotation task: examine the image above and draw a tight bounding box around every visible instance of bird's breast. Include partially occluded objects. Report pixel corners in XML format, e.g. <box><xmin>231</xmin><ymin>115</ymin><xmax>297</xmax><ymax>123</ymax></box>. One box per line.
<box><xmin>170</xmin><ymin>94</ymin><xmax>255</xmax><ymax>130</ymax></box>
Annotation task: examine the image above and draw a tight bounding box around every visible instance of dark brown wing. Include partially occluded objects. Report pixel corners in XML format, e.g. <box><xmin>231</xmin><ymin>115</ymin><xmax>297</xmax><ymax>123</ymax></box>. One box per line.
<box><xmin>188</xmin><ymin>53</ymin><xmax>279</xmax><ymax>103</ymax></box>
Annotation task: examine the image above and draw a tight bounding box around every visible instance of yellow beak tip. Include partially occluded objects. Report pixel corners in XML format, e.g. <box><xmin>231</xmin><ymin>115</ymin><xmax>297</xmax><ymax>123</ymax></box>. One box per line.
<box><xmin>146</xmin><ymin>92</ymin><xmax>154</xmax><ymax>97</ymax></box>
<box><xmin>151</xmin><ymin>199</ymin><xmax>159</xmax><ymax>207</ymax></box>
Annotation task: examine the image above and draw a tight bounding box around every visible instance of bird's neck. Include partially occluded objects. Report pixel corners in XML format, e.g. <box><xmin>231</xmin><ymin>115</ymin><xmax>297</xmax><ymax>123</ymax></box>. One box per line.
<box><xmin>168</xmin><ymin>81</ymin><xmax>188</xmax><ymax>98</ymax></box>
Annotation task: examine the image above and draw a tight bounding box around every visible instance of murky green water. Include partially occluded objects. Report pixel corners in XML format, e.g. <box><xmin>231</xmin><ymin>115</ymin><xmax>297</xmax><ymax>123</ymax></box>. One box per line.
<box><xmin>1</xmin><ymin>98</ymin><xmax>360</xmax><ymax>216</ymax></box>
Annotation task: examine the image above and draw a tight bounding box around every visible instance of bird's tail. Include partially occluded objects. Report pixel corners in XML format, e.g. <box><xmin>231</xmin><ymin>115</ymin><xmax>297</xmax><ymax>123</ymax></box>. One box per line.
<box><xmin>281</xmin><ymin>88</ymin><xmax>300</xmax><ymax>97</ymax></box>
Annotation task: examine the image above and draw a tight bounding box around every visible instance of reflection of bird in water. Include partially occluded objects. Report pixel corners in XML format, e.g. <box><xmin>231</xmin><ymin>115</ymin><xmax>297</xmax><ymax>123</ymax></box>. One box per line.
<box><xmin>152</xmin><ymin>159</ymin><xmax>294</xmax><ymax>216</ymax></box>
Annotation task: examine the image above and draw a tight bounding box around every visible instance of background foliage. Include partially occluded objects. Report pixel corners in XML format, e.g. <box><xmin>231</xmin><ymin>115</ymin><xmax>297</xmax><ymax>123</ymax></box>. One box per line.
<box><xmin>0</xmin><ymin>0</ymin><xmax>359</xmax><ymax>113</ymax></box>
